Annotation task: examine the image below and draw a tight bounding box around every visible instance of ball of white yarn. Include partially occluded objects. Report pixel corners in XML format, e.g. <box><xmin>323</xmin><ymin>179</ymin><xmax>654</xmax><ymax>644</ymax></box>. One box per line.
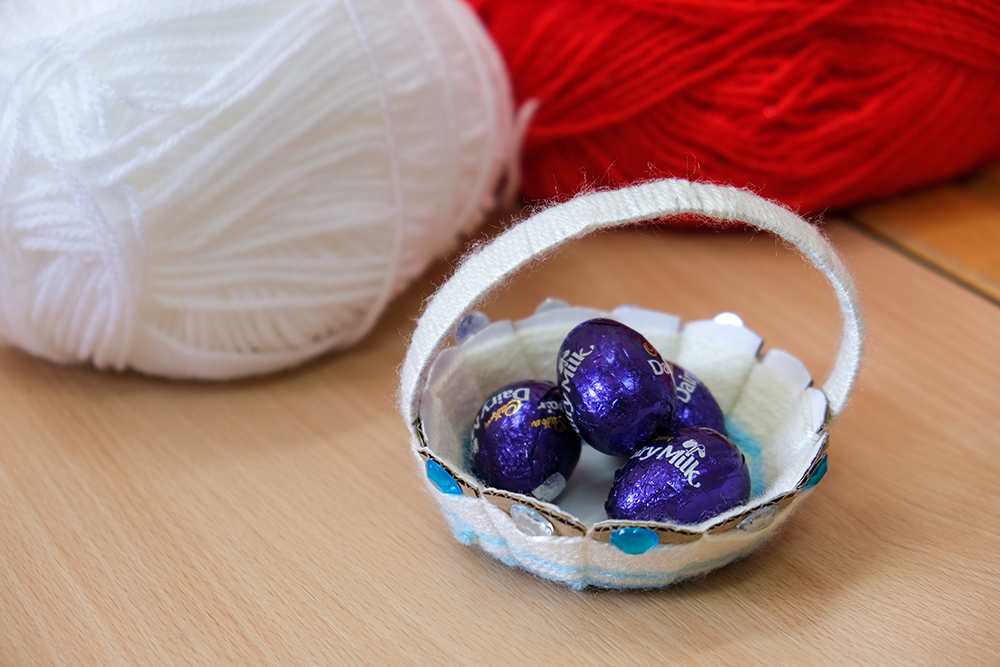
<box><xmin>0</xmin><ymin>0</ymin><xmax>513</xmax><ymax>379</ymax></box>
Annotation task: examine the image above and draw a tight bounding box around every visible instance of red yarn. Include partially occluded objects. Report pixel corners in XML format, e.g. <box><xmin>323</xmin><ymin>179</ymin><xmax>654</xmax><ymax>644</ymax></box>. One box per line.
<box><xmin>468</xmin><ymin>0</ymin><xmax>1000</xmax><ymax>212</ymax></box>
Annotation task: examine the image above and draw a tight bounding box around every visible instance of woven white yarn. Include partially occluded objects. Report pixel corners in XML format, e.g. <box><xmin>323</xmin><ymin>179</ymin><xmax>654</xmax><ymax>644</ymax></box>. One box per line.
<box><xmin>0</xmin><ymin>0</ymin><xmax>513</xmax><ymax>378</ymax></box>
<box><xmin>401</xmin><ymin>179</ymin><xmax>864</xmax><ymax>423</ymax></box>
<box><xmin>401</xmin><ymin>180</ymin><xmax>863</xmax><ymax>588</ymax></box>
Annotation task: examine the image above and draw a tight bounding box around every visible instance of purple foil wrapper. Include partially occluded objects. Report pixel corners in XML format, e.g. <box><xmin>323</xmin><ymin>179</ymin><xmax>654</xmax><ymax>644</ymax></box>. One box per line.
<box><xmin>557</xmin><ymin>318</ymin><xmax>676</xmax><ymax>457</ymax></box>
<box><xmin>471</xmin><ymin>381</ymin><xmax>581</xmax><ymax>501</ymax></box>
<box><xmin>605</xmin><ymin>427</ymin><xmax>751</xmax><ymax>525</ymax></box>
<box><xmin>668</xmin><ymin>362</ymin><xmax>727</xmax><ymax>436</ymax></box>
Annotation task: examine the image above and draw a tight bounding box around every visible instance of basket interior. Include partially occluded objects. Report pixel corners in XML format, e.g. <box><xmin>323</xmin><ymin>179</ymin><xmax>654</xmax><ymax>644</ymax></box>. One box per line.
<box><xmin>418</xmin><ymin>301</ymin><xmax>828</xmax><ymax>530</ymax></box>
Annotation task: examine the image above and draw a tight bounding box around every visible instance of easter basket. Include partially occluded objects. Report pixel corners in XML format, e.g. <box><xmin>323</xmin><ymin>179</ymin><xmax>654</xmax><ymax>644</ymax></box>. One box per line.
<box><xmin>399</xmin><ymin>179</ymin><xmax>863</xmax><ymax>590</ymax></box>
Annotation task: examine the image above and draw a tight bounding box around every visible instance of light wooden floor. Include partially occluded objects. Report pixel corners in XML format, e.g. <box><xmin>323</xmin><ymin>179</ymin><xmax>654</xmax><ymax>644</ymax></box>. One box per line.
<box><xmin>850</xmin><ymin>161</ymin><xmax>1000</xmax><ymax>305</ymax></box>
<box><xmin>1</xmin><ymin>170</ymin><xmax>999</xmax><ymax>665</ymax></box>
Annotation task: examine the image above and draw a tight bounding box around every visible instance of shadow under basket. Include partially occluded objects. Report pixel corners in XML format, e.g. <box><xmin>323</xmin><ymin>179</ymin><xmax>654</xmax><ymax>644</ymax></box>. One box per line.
<box><xmin>399</xmin><ymin>180</ymin><xmax>863</xmax><ymax>590</ymax></box>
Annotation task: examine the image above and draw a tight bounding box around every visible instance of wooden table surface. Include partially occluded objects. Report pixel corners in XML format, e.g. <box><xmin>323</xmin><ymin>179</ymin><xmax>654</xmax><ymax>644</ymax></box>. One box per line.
<box><xmin>2</xmin><ymin>183</ymin><xmax>999</xmax><ymax>665</ymax></box>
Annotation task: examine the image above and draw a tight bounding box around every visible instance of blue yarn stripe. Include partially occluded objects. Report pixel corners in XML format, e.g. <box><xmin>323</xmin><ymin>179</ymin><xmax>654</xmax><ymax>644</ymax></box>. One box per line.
<box><xmin>725</xmin><ymin>416</ymin><xmax>766</xmax><ymax>498</ymax></box>
<box><xmin>438</xmin><ymin>504</ymin><xmax>757</xmax><ymax>589</ymax></box>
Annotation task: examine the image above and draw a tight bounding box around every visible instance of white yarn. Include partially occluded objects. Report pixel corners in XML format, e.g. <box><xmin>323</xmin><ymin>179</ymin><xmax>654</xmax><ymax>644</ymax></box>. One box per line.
<box><xmin>0</xmin><ymin>0</ymin><xmax>513</xmax><ymax>378</ymax></box>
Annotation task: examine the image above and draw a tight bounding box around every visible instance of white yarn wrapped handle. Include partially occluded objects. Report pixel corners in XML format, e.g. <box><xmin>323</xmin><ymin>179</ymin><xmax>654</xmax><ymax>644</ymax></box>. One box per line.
<box><xmin>400</xmin><ymin>179</ymin><xmax>863</xmax><ymax>425</ymax></box>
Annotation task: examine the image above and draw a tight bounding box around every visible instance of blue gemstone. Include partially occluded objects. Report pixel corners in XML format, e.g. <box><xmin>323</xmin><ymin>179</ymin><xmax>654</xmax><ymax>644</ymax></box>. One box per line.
<box><xmin>609</xmin><ymin>527</ymin><xmax>660</xmax><ymax>554</ymax></box>
<box><xmin>804</xmin><ymin>455</ymin><xmax>828</xmax><ymax>489</ymax></box>
<box><xmin>426</xmin><ymin>459</ymin><xmax>462</xmax><ymax>495</ymax></box>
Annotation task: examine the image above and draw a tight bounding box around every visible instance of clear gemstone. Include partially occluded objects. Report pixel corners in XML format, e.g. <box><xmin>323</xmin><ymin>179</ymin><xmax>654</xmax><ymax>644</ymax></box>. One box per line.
<box><xmin>713</xmin><ymin>312</ymin><xmax>744</xmax><ymax>327</ymax></box>
<box><xmin>609</xmin><ymin>527</ymin><xmax>659</xmax><ymax>554</ymax></box>
<box><xmin>534</xmin><ymin>297</ymin><xmax>569</xmax><ymax>313</ymax></box>
<box><xmin>532</xmin><ymin>472</ymin><xmax>566</xmax><ymax>502</ymax></box>
<box><xmin>510</xmin><ymin>504</ymin><xmax>554</xmax><ymax>537</ymax></box>
<box><xmin>455</xmin><ymin>311</ymin><xmax>490</xmax><ymax>344</ymax></box>
<box><xmin>736</xmin><ymin>505</ymin><xmax>778</xmax><ymax>532</ymax></box>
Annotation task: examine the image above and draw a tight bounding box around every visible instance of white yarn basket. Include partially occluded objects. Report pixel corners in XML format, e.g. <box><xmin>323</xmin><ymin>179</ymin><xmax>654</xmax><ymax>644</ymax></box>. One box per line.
<box><xmin>0</xmin><ymin>0</ymin><xmax>513</xmax><ymax>379</ymax></box>
<box><xmin>399</xmin><ymin>179</ymin><xmax>864</xmax><ymax>590</ymax></box>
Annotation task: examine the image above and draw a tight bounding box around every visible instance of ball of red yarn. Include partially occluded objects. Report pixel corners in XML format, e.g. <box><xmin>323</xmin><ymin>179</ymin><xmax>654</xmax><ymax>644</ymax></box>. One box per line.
<box><xmin>468</xmin><ymin>0</ymin><xmax>1000</xmax><ymax>212</ymax></box>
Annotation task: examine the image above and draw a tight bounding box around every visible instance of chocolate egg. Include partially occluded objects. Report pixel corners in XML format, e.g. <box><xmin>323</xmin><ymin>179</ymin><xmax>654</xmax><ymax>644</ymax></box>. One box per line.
<box><xmin>605</xmin><ymin>427</ymin><xmax>751</xmax><ymax>525</ymax></box>
<box><xmin>557</xmin><ymin>318</ymin><xmax>675</xmax><ymax>456</ymax></box>
<box><xmin>668</xmin><ymin>362</ymin><xmax>727</xmax><ymax>436</ymax></box>
<box><xmin>470</xmin><ymin>381</ymin><xmax>581</xmax><ymax>501</ymax></box>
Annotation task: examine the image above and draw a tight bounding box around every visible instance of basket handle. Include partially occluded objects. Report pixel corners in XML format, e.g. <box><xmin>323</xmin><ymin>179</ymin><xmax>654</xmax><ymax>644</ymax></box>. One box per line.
<box><xmin>400</xmin><ymin>179</ymin><xmax>863</xmax><ymax>425</ymax></box>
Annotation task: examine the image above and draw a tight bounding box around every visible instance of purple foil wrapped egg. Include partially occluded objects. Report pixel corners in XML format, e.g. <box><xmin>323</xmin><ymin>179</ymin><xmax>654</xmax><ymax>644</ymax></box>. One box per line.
<box><xmin>668</xmin><ymin>362</ymin><xmax>728</xmax><ymax>436</ymax></box>
<box><xmin>471</xmin><ymin>381</ymin><xmax>581</xmax><ymax>502</ymax></box>
<box><xmin>605</xmin><ymin>427</ymin><xmax>751</xmax><ymax>525</ymax></box>
<box><xmin>557</xmin><ymin>318</ymin><xmax>676</xmax><ymax>457</ymax></box>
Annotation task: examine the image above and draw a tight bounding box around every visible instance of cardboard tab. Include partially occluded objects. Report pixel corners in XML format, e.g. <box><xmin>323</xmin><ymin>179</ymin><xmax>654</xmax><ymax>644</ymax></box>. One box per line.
<box><xmin>707</xmin><ymin>492</ymin><xmax>796</xmax><ymax>534</ymax></box>
<box><xmin>795</xmin><ymin>432</ymin><xmax>831</xmax><ymax>491</ymax></box>
<box><xmin>482</xmin><ymin>487</ymin><xmax>587</xmax><ymax>538</ymax></box>
<box><xmin>590</xmin><ymin>520</ymin><xmax>702</xmax><ymax>545</ymax></box>
<box><xmin>416</xmin><ymin>448</ymin><xmax>481</xmax><ymax>498</ymax></box>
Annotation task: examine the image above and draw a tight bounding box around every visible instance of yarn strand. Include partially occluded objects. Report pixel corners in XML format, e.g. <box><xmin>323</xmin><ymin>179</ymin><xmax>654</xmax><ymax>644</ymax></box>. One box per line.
<box><xmin>0</xmin><ymin>0</ymin><xmax>514</xmax><ymax>378</ymax></box>
<box><xmin>469</xmin><ymin>0</ymin><xmax>1000</xmax><ymax>210</ymax></box>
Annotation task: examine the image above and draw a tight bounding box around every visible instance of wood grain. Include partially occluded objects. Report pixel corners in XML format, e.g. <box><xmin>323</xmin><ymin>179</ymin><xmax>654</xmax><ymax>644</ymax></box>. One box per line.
<box><xmin>1</xmin><ymin>212</ymin><xmax>998</xmax><ymax>665</ymax></box>
<box><xmin>851</xmin><ymin>161</ymin><xmax>1000</xmax><ymax>304</ymax></box>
